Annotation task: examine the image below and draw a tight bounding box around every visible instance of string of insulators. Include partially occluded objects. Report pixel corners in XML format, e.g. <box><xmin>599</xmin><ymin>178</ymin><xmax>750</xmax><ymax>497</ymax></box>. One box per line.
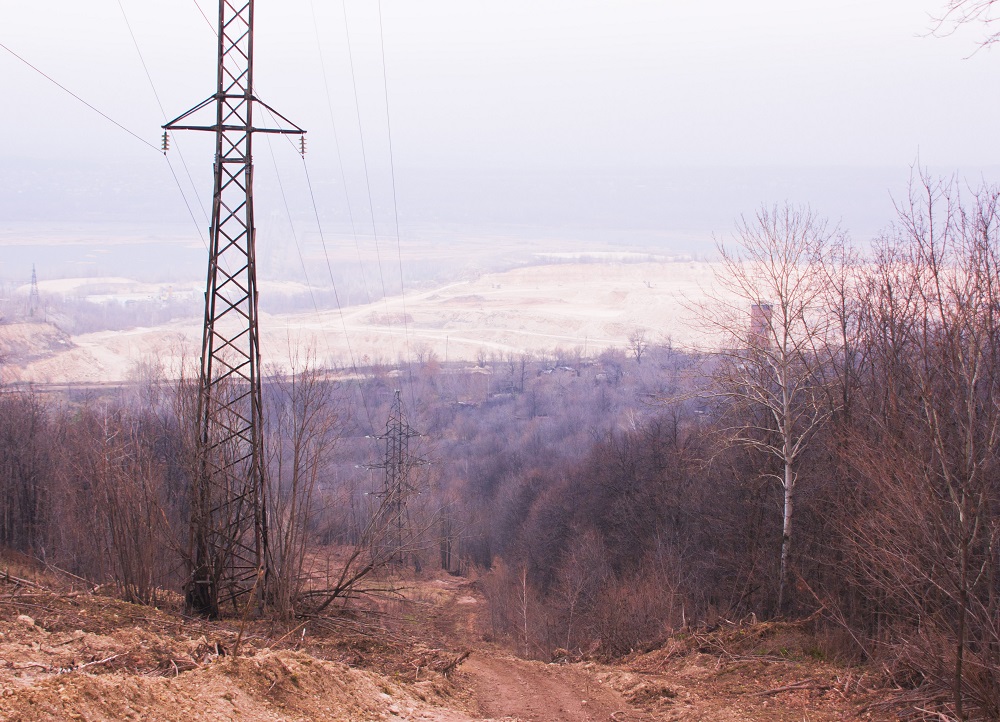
<box><xmin>161</xmin><ymin>131</ymin><xmax>170</xmax><ymax>154</ymax></box>
<box><xmin>299</xmin><ymin>135</ymin><xmax>307</xmax><ymax>157</ymax></box>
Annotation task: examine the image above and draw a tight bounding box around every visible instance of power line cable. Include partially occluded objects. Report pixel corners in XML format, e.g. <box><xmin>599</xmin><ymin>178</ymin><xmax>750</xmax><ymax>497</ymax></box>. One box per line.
<box><xmin>115</xmin><ymin>0</ymin><xmax>209</xmax><ymax>245</ymax></box>
<box><xmin>302</xmin><ymin>155</ymin><xmax>379</xmax><ymax>436</ymax></box>
<box><xmin>257</xmin><ymin>112</ymin><xmax>380</xmax><ymax>433</ymax></box>
<box><xmin>191</xmin><ymin>0</ymin><xmax>216</xmax><ymax>35</ymax></box>
<box><xmin>376</xmin><ymin>0</ymin><xmax>416</xmax><ymax>410</ymax></box>
<box><xmin>260</xmin><ymin>129</ymin><xmax>347</xmax><ymax>380</ymax></box>
<box><xmin>309</xmin><ymin>0</ymin><xmax>372</xmax><ymax>307</ymax></box>
<box><xmin>262</xmin><ymin>131</ymin><xmax>320</xmax><ymax>313</ymax></box>
<box><xmin>0</xmin><ymin>40</ymin><xmax>160</xmax><ymax>153</ymax></box>
<box><xmin>163</xmin><ymin>154</ymin><xmax>208</xmax><ymax>248</ymax></box>
<box><xmin>340</xmin><ymin>0</ymin><xmax>398</xmax><ymax>365</ymax></box>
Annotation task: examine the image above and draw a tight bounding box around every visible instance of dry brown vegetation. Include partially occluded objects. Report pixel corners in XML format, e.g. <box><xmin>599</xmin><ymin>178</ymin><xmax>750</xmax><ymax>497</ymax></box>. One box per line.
<box><xmin>0</xmin><ymin>557</ymin><xmax>469</xmax><ymax>721</ymax></box>
<box><xmin>1</xmin><ymin>556</ymin><xmax>886</xmax><ymax>721</ymax></box>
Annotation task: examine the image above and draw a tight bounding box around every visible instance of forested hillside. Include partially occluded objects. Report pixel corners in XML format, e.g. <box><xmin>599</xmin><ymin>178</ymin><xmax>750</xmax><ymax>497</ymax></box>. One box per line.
<box><xmin>3</xmin><ymin>180</ymin><xmax>1000</xmax><ymax>719</ymax></box>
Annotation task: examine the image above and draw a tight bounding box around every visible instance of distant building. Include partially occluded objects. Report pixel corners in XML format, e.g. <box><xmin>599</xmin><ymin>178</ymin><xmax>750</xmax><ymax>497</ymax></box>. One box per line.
<box><xmin>749</xmin><ymin>302</ymin><xmax>772</xmax><ymax>348</ymax></box>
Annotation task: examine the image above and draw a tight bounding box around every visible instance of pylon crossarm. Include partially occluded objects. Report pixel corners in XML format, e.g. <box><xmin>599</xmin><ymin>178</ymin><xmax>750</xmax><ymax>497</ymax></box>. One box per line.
<box><xmin>162</xmin><ymin>96</ymin><xmax>215</xmax><ymax>129</ymax></box>
<box><xmin>163</xmin><ymin>93</ymin><xmax>303</xmax><ymax>135</ymax></box>
<box><xmin>255</xmin><ymin>98</ymin><xmax>305</xmax><ymax>133</ymax></box>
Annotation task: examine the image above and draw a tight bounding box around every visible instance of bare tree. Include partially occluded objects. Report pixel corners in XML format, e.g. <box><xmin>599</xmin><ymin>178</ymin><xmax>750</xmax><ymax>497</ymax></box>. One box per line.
<box><xmin>553</xmin><ymin>527</ymin><xmax>608</xmax><ymax>653</ymax></box>
<box><xmin>47</xmin><ymin>400</ymin><xmax>173</xmax><ymax>605</ymax></box>
<box><xmin>936</xmin><ymin>0</ymin><xmax>1000</xmax><ymax>44</ymax></box>
<box><xmin>696</xmin><ymin>203</ymin><xmax>839</xmax><ymax>613</ymax></box>
<box><xmin>305</xmin><ymin>489</ymin><xmax>439</xmax><ymax>613</ymax></box>
<box><xmin>503</xmin><ymin>351</ymin><xmax>532</xmax><ymax>393</ymax></box>
<box><xmin>627</xmin><ymin>328</ymin><xmax>649</xmax><ymax>365</ymax></box>
<box><xmin>92</xmin><ymin>411</ymin><xmax>167</xmax><ymax>605</ymax></box>
<box><xmin>0</xmin><ymin>390</ymin><xmax>49</xmax><ymax>555</ymax></box>
<box><xmin>821</xmin><ymin>236</ymin><xmax>865</xmax><ymax>424</ymax></box>
<box><xmin>849</xmin><ymin>176</ymin><xmax>1000</xmax><ymax>719</ymax></box>
<box><xmin>264</xmin><ymin>358</ymin><xmax>343</xmax><ymax>617</ymax></box>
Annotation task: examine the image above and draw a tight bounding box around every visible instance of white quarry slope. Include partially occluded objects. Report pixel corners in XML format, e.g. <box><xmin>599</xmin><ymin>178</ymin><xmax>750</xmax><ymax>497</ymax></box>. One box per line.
<box><xmin>4</xmin><ymin>261</ymin><xmax>724</xmax><ymax>385</ymax></box>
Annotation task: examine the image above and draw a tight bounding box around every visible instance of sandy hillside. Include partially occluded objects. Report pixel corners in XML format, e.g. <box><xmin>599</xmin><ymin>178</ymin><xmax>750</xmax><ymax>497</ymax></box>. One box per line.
<box><xmin>0</xmin><ymin>562</ymin><xmax>891</xmax><ymax>722</ymax></box>
<box><xmin>5</xmin><ymin>261</ymin><xmax>727</xmax><ymax>385</ymax></box>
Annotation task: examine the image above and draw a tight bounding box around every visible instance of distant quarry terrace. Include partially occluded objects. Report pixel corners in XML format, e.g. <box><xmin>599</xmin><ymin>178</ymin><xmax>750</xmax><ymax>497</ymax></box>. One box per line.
<box><xmin>0</xmin><ymin>259</ymin><xmax>724</xmax><ymax>385</ymax></box>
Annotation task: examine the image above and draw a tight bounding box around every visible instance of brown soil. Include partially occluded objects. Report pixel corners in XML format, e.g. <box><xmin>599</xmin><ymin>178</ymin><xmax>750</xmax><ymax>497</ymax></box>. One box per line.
<box><xmin>1</xmin><ymin>562</ymin><xmax>895</xmax><ymax>721</ymax></box>
<box><xmin>418</xmin><ymin>576</ymin><xmax>890</xmax><ymax>722</ymax></box>
<box><xmin>463</xmin><ymin>653</ymin><xmax>652</xmax><ymax>722</ymax></box>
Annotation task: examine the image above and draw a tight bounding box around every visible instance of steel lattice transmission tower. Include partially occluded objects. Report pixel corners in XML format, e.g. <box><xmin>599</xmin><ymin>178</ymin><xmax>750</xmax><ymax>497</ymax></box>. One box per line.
<box><xmin>370</xmin><ymin>390</ymin><xmax>425</xmax><ymax>565</ymax></box>
<box><xmin>28</xmin><ymin>265</ymin><xmax>40</xmax><ymax>318</ymax></box>
<box><xmin>164</xmin><ymin>0</ymin><xmax>304</xmax><ymax>617</ymax></box>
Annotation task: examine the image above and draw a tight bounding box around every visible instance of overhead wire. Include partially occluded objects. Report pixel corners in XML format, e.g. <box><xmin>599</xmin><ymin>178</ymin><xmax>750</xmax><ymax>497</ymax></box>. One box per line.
<box><xmin>190</xmin><ymin>0</ymin><xmax>217</xmax><ymax>35</ymax></box>
<box><xmin>304</xmin><ymin>0</ymin><xmax>385</xmax><ymax>438</ymax></box>
<box><xmin>5</xmin><ymin>3</ymin><xmax>394</xmax><ymax>426</ymax></box>
<box><xmin>143</xmin><ymin>0</ymin><xmax>375</xmax><ymax>430</ymax></box>
<box><xmin>376</xmin><ymin>0</ymin><xmax>417</xmax><ymax>411</ymax></box>
<box><xmin>339</xmin><ymin>0</ymin><xmax>399</xmax><ymax>367</ymax></box>
<box><xmin>301</xmin><ymin>154</ymin><xmax>379</xmax><ymax>436</ymax></box>
<box><xmin>305</xmin><ymin>0</ymin><xmax>384</xmax><ymax>435</ymax></box>
<box><xmin>309</xmin><ymin>0</ymin><xmax>372</xmax><ymax>308</ymax></box>
<box><xmin>0</xmin><ymin>26</ymin><xmax>207</xmax><ymax>251</ymax></box>
<box><xmin>260</xmin><ymin>127</ymin><xmax>320</xmax><ymax>314</ymax></box>
<box><xmin>115</xmin><ymin>0</ymin><xmax>209</xmax><ymax>248</ymax></box>
<box><xmin>0</xmin><ymin>40</ymin><xmax>161</xmax><ymax>154</ymax></box>
<box><xmin>122</xmin><ymin>0</ymin><xmax>400</xmax><ymax>439</ymax></box>
<box><xmin>169</xmin><ymin>0</ymin><xmax>383</xmax><ymax>437</ymax></box>
<box><xmin>179</xmin><ymin>0</ymin><xmax>384</xmax><ymax>436</ymax></box>
<box><xmin>257</xmin><ymin>87</ymin><xmax>380</xmax><ymax>438</ymax></box>
<box><xmin>118</xmin><ymin>0</ymin><xmax>326</xmax><ymax>388</ymax></box>
<box><xmin>259</xmin><ymin>125</ymin><xmax>359</xmax><ymax>389</ymax></box>
<box><xmin>162</xmin><ymin>157</ymin><xmax>208</xmax><ymax>250</ymax></box>
<box><xmin>121</xmin><ymin>0</ymin><xmax>346</xmax><ymax>388</ymax></box>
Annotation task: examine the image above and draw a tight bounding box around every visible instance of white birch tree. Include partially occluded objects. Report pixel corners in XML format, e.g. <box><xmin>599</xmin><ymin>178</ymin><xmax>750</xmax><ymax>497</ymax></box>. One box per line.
<box><xmin>698</xmin><ymin>203</ymin><xmax>839</xmax><ymax>613</ymax></box>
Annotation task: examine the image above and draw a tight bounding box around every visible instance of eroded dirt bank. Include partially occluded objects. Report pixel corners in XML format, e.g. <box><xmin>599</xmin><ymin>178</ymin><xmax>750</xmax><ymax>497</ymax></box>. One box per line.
<box><xmin>1</xmin><ymin>569</ymin><xmax>888</xmax><ymax>721</ymax></box>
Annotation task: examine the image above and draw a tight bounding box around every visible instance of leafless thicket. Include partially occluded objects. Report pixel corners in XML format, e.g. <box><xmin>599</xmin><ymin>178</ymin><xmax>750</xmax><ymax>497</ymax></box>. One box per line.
<box><xmin>844</xmin><ymin>177</ymin><xmax>1000</xmax><ymax>719</ymax></box>
<box><xmin>0</xmin><ymin>390</ymin><xmax>53</xmax><ymax>562</ymax></box>
<box><xmin>263</xmin><ymin>360</ymin><xmax>343</xmax><ymax>616</ymax></box>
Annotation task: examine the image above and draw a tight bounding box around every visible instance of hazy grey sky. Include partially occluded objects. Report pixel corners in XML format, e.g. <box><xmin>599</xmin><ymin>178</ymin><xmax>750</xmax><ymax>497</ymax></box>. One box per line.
<box><xmin>1</xmin><ymin>0</ymin><xmax>999</xmax><ymax>256</ymax></box>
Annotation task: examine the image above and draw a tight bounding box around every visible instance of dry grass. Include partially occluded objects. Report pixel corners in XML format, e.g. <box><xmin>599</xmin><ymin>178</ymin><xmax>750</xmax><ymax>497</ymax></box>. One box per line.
<box><xmin>614</xmin><ymin>618</ymin><xmax>895</xmax><ymax>721</ymax></box>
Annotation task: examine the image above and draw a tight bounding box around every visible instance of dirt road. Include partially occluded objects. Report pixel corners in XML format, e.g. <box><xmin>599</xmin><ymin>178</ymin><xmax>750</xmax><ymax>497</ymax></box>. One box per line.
<box><xmin>419</xmin><ymin>578</ymin><xmax>652</xmax><ymax>722</ymax></box>
<box><xmin>416</xmin><ymin>575</ymin><xmax>880</xmax><ymax>722</ymax></box>
<box><xmin>462</xmin><ymin>652</ymin><xmax>651</xmax><ymax>722</ymax></box>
